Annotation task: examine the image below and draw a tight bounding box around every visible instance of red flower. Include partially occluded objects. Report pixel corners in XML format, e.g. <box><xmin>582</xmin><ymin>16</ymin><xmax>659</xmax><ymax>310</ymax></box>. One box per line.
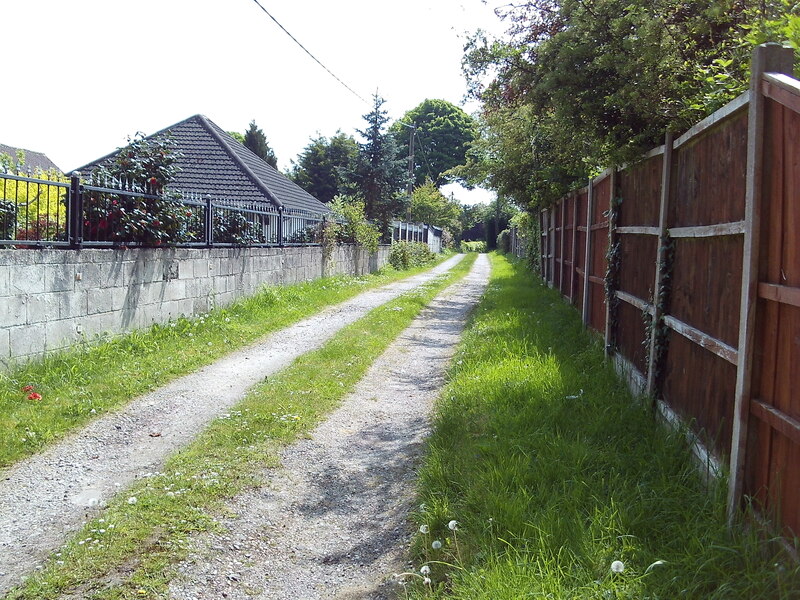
<box><xmin>21</xmin><ymin>385</ymin><xmax>34</xmax><ymax>392</ymax></box>
<box><xmin>148</xmin><ymin>177</ymin><xmax>158</xmax><ymax>186</ymax></box>
<box><xmin>27</xmin><ymin>392</ymin><xmax>42</xmax><ymax>401</ymax></box>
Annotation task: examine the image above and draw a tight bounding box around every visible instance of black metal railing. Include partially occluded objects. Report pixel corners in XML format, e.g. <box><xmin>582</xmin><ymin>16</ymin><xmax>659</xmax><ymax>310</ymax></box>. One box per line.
<box><xmin>0</xmin><ymin>170</ymin><xmax>441</xmax><ymax>250</ymax></box>
<box><xmin>0</xmin><ymin>171</ymin><xmax>334</xmax><ymax>249</ymax></box>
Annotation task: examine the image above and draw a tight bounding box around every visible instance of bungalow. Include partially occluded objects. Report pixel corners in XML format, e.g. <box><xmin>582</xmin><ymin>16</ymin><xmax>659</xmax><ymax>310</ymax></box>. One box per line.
<box><xmin>75</xmin><ymin>114</ymin><xmax>329</xmax><ymax>215</ymax></box>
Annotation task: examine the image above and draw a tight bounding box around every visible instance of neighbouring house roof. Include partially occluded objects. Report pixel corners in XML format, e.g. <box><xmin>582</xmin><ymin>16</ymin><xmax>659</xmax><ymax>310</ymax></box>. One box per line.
<box><xmin>74</xmin><ymin>114</ymin><xmax>329</xmax><ymax>214</ymax></box>
<box><xmin>0</xmin><ymin>143</ymin><xmax>62</xmax><ymax>174</ymax></box>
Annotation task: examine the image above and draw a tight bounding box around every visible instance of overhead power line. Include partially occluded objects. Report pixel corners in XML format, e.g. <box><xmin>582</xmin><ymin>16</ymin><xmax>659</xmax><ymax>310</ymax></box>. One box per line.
<box><xmin>249</xmin><ymin>0</ymin><xmax>368</xmax><ymax>105</ymax></box>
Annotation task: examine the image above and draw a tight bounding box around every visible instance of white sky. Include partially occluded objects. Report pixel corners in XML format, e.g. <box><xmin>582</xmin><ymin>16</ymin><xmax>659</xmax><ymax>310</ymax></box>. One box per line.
<box><xmin>2</xmin><ymin>0</ymin><xmax>506</xmax><ymax>205</ymax></box>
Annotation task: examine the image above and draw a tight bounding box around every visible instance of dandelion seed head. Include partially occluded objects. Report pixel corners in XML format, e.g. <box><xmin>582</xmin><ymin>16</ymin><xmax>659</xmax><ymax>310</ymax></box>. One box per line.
<box><xmin>448</xmin><ymin>520</ymin><xmax>459</xmax><ymax>531</ymax></box>
<box><xmin>432</xmin><ymin>540</ymin><xmax>442</xmax><ymax>550</ymax></box>
<box><xmin>423</xmin><ymin>577</ymin><xmax>431</xmax><ymax>585</ymax></box>
<box><xmin>420</xmin><ymin>565</ymin><xmax>430</xmax><ymax>575</ymax></box>
<box><xmin>419</xmin><ymin>524</ymin><xmax>429</xmax><ymax>534</ymax></box>
<box><xmin>610</xmin><ymin>560</ymin><xmax>625</xmax><ymax>573</ymax></box>
<box><xmin>127</xmin><ymin>496</ymin><xmax>138</xmax><ymax>505</ymax></box>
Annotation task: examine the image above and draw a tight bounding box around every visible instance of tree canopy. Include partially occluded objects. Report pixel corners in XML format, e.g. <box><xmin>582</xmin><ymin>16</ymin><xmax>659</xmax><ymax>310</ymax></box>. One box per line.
<box><xmin>288</xmin><ymin>132</ymin><xmax>358</xmax><ymax>203</ymax></box>
<box><xmin>243</xmin><ymin>120</ymin><xmax>278</xmax><ymax>168</ymax></box>
<box><xmin>391</xmin><ymin>99</ymin><xmax>477</xmax><ymax>187</ymax></box>
<box><xmin>460</xmin><ymin>0</ymin><xmax>798</xmax><ymax>209</ymax></box>
<box><xmin>410</xmin><ymin>179</ymin><xmax>462</xmax><ymax>235</ymax></box>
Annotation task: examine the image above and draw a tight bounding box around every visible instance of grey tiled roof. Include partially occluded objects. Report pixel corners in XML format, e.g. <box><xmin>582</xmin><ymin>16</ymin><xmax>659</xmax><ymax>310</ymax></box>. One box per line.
<box><xmin>75</xmin><ymin>115</ymin><xmax>329</xmax><ymax>214</ymax></box>
<box><xmin>0</xmin><ymin>143</ymin><xmax>62</xmax><ymax>174</ymax></box>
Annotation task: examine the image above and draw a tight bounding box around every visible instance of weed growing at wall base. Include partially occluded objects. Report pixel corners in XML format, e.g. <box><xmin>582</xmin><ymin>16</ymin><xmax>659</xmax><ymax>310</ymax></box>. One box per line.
<box><xmin>406</xmin><ymin>253</ymin><xmax>799</xmax><ymax>599</ymax></box>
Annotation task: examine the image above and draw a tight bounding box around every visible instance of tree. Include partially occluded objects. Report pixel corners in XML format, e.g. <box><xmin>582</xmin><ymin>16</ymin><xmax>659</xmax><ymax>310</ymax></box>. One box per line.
<box><xmin>348</xmin><ymin>94</ymin><xmax>408</xmax><ymax>237</ymax></box>
<box><xmin>391</xmin><ymin>99</ymin><xmax>478</xmax><ymax>187</ymax></box>
<box><xmin>243</xmin><ymin>120</ymin><xmax>278</xmax><ymax>168</ymax></box>
<box><xmin>288</xmin><ymin>132</ymin><xmax>358</xmax><ymax>203</ymax></box>
<box><xmin>461</xmin><ymin>0</ymin><xmax>786</xmax><ymax>208</ymax></box>
<box><xmin>228</xmin><ymin>131</ymin><xmax>245</xmax><ymax>144</ymax></box>
<box><xmin>410</xmin><ymin>179</ymin><xmax>462</xmax><ymax>236</ymax></box>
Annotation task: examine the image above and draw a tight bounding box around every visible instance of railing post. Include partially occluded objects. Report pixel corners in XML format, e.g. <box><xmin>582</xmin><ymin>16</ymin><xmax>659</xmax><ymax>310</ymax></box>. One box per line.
<box><xmin>278</xmin><ymin>205</ymin><xmax>285</xmax><ymax>247</ymax></box>
<box><xmin>205</xmin><ymin>196</ymin><xmax>213</xmax><ymax>246</ymax></box>
<box><xmin>727</xmin><ymin>42</ymin><xmax>795</xmax><ymax>526</ymax></box>
<box><xmin>69</xmin><ymin>172</ymin><xmax>83</xmax><ymax>248</ymax></box>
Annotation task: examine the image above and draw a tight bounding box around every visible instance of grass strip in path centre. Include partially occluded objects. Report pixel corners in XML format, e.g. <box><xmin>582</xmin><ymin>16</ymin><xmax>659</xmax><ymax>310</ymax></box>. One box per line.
<box><xmin>0</xmin><ymin>255</ymin><xmax>454</xmax><ymax>468</ymax></box>
<box><xmin>6</xmin><ymin>253</ymin><xmax>478</xmax><ymax>600</ymax></box>
<box><xmin>403</xmin><ymin>253</ymin><xmax>799</xmax><ymax>599</ymax></box>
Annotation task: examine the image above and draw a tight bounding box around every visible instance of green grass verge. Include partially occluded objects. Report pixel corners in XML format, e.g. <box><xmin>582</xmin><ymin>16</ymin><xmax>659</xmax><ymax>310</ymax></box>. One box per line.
<box><xmin>6</xmin><ymin>253</ymin><xmax>477</xmax><ymax>600</ymax></box>
<box><xmin>0</xmin><ymin>256</ymin><xmax>452</xmax><ymax>468</ymax></box>
<box><xmin>403</xmin><ymin>253</ymin><xmax>799</xmax><ymax>599</ymax></box>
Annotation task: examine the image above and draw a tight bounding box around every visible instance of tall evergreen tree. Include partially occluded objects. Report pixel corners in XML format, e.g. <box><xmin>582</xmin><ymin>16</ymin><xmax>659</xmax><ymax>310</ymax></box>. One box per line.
<box><xmin>288</xmin><ymin>132</ymin><xmax>358</xmax><ymax>203</ymax></box>
<box><xmin>243</xmin><ymin>120</ymin><xmax>278</xmax><ymax>168</ymax></box>
<box><xmin>350</xmin><ymin>94</ymin><xmax>408</xmax><ymax>236</ymax></box>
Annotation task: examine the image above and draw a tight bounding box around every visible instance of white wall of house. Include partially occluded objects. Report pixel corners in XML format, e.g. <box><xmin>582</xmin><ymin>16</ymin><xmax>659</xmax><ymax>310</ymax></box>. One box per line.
<box><xmin>0</xmin><ymin>244</ymin><xmax>389</xmax><ymax>369</ymax></box>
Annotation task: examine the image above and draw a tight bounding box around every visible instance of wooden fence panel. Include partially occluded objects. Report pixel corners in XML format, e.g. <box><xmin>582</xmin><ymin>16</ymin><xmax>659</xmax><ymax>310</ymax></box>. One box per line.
<box><xmin>663</xmin><ymin>332</ymin><xmax>738</xmax><ymax>455</ymax></box>
<box><xmin>575</xmin><ymin>188</ymin><xmax>588</xmax><ymax>317</ymax></box>
<box><xmin>670</xmin><ymin>112</ymin><xmax>748</xmax><ymax>227</ymax></box>
<box><xmin>619</xmin><ymin>153</ymin><xmax>663</xmax><ymax>228</ymax></box>
<box><xmin>589</xmin><ymin>175</ymin><xmax>611</xmax><ymax>333</ymax></box>
<box><xmin>554</xmin><ymin>200</ymin><xmax>563</xmax><ymax>292</ymax></box>
<box><xmin>743</xmin><ymin>90</ymin><xmax>800</xmax><ymax>537</ymax></box>
<box><xmin>658</xmin><ymin>110</ymin><xmax>748</xmax><ymax>455</ymax></box>
<box><xmin>670</xmin><ymin>236</ymin><xmax>744</xmax><ymax>348</ymax></box>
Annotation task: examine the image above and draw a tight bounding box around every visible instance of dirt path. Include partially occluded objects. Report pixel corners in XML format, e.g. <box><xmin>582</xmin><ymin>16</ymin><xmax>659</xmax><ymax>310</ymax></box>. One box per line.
<box><xmin>0</xmin><ymin>255</ymin><xmax>468</xmax><ymax>596</ymax></box>
<box><xmin>169</xmin><ymin>254</ymin><xmax>491</xmax><ymax>600</ymax></box>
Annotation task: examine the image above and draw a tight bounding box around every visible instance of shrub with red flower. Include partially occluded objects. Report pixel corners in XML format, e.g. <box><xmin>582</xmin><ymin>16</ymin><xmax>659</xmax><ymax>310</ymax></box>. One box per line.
<box><xmin>84</xmin><ymin>134</ymin><xmax>193</xmax><ymax>245</ymax></box>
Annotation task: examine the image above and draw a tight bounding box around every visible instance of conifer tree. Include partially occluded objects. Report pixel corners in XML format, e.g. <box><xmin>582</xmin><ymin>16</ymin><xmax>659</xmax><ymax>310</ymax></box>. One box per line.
<box><xmin>349</xmin><ymin>94</ymin><xmax>408</xmax><ymax>236</ymax></box>
<box><xmin>243</xmin><ymin>120</ymin><xmax>278</xmax><ymax>168</ymax></box>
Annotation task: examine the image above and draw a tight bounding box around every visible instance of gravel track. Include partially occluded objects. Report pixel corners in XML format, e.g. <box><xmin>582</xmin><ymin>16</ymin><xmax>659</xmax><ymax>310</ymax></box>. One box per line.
<box><xmin>0</xmin><ymin>254</ymin><xmax>467</xmax><ymax>596</ymax></box>
<box><xmin>168</xmin><ymin>254</ymin><xmax>490</xmax><ymax>600</ymax></box>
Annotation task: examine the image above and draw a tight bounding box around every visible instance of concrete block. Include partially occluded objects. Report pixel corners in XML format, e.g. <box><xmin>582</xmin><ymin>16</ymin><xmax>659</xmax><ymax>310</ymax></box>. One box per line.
<box><xmin>57</xmin><ymin>290</ymin><xmax>88</xmax><ymax>319</ymax></box>
<box><xmin>10</xmin><ymin>263</ymin><xmax>45</xmax><ymax>294</ymax></box>
<box><xmin>0</xmin><ymin>328</ymin><xmax>10</xmax><ymax>364</ymax></box>
<box><xmin>45</xmin><ymin>318</ymin><xmax>81</xmax><ymax>351</ymax></box>
<box><xmin>163</xmin><ymin>280</ymin><xmax>187</xmax><ymax>302</ymax></box>
<box><xmin>9</xmin><ymin>323</ymin><xmax>46</xmax><ymax>357</ymax></box>
<box><xmin>81</xmin><ymin>312</ymin><xmax>119</xmax><ymax>339</ymax></box>
<box><xmin>44</xmin><ymin>264</ymin><xmax>75</xmax><ymax>293</ymax></box>
<box><xmin>26</xmin><ymin>292</ymin><xmax>60</xmax><ymax>325</ymax></box>
<box><xmin>193</xmin><ymin>259</ymin><xmax>209</xmax><ymax>279</ymax></box>
<box><xmin>177</xmin><ymin>259</ymin><xmax>194</xmax><ymax>280</ymax></box>
<box><xmin>125</xmin><ymin>257</ymin><xmax>160</xmax><ymax>285</ymax></box>
<box><xmin>0</xmin><ymin>265</ymin><xmax>10</xmax><ymax>296</ymax></box>
<box><xmin>87</xmin><ymin>288</ymin><xmax>115</xmax><ymax>315</ymax></box>
<box><xmin>1</xmin><ymin>295</ymin><xmax>27</xmax><ymax>327</ymax></box>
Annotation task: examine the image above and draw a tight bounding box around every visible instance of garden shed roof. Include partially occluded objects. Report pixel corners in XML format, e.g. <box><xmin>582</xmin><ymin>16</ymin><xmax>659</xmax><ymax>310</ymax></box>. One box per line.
<box><xmin>75</xmin><ymin>115</ymin><xmax>329</xmax><ymax>214</ymax></box>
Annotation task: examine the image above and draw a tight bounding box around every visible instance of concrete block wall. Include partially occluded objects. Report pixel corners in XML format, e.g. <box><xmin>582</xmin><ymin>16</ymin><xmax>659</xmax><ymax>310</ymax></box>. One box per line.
<box><xmin>0</xmin><ymin>244</ymin><xmax>390</xmax><ymax>369</ymax></box>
